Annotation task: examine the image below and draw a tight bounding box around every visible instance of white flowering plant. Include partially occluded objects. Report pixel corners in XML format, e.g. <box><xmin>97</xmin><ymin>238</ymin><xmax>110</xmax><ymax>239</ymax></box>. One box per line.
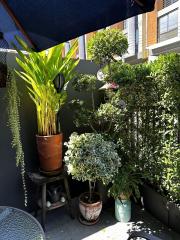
<box><xmin>64</xmin><ymin>132</ymin><xmax>121</xmax><ymax>202</ymax></box>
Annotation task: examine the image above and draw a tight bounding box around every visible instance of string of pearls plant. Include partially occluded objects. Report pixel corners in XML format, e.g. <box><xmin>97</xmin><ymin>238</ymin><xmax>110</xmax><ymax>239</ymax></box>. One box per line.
<box><xmin>6</xmin><ymin>72</ymin><xmax>27</xmax><ymax>206</ymax></box>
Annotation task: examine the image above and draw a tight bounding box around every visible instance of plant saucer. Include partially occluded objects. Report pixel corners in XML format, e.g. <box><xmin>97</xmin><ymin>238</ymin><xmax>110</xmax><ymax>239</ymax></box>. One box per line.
<box><xmin>78</xmin><ymin>214</ymin><xmax>100</xmax><ymax>226</ymax></box>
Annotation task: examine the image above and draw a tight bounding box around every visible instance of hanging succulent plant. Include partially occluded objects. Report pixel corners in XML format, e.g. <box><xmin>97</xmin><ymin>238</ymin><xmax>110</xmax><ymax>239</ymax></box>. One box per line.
<box><xmin>6</xmin><ymin>71</ymin><xmax>27</xmax><ymax>206</ymax></box>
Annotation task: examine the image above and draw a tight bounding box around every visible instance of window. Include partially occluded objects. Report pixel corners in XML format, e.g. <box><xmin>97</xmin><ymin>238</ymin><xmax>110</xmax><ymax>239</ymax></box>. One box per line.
<box><xmin>163</xmin><ymin>0</ymin><xmax>178</xmax><ymax>8</ymax></box>
<box><xmin>168</xmin><ymin>10</ymin><xmax>178</xmax><ymax>30</ymax></box>
<box><xmin>158</xmin><ymin>9</ymin><xmax>178</xmax><ymax>42</ymax></box>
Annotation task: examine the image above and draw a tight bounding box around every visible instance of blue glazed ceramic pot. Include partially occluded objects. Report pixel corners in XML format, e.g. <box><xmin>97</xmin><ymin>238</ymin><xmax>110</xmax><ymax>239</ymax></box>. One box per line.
<box><xmin>115</xmin><ymin>198</ymin><xmax>131</xmax><ymax>222</ymax></box>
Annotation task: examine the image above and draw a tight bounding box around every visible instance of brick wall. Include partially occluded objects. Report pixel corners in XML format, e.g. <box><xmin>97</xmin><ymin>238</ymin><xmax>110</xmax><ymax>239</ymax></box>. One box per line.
<box><xmin>147</xmin><ymin>0</ymin><xmax>163</xmax><ymax>46</ymax></box>
<box><xmin>110</xmin><ymin>22</ymin><xmax>124</xmax><ymax>30</ymax></box>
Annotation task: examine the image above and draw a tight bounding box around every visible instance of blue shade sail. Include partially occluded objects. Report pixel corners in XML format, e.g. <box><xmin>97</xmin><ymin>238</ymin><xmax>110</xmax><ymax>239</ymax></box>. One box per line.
<box><xmin>0</xmin><ymin>0</ymin><xmax>155</xmax><ymax>51</ymax></box>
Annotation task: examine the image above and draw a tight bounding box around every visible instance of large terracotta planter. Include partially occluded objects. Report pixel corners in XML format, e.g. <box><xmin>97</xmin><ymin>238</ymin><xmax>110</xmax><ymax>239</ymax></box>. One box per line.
<box><xmin>36</xmin><ymin>133</ymin><xmax>63</xmax><ymax>172</ymax></box>
<box><xmin>79</xmin><ymin>192</ymin><xmax>102</xmax><ymax>223</ymax></box>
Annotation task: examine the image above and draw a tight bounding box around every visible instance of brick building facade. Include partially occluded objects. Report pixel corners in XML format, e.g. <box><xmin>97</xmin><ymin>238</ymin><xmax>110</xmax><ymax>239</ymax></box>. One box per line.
<box><xmin>65</xmin><ymin>0</ymin><xmax>180</xmax><ymax>62</ymax></box>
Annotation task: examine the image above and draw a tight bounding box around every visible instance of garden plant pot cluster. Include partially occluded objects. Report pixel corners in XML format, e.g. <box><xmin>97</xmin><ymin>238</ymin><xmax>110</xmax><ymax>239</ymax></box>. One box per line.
<box><xmin>8</xmin><ymin>29</ymin><xmax>179</xmax><ymax>230</ymax></box>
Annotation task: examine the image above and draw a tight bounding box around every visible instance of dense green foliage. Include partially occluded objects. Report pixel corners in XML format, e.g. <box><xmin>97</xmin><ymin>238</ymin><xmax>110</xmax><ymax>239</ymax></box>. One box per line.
<box><xmin>7</xmin><ymin>72</ymin><xmax>27</xmax><ymax>206</ymax></box>
<box><xmin>64</xmin><ymin>132</ymin><xmax>121</xmax><ymax>184</ymax></box>
<box><xmin>71</xmin><ymin>53</ymin><xmax>180</xmax><ymax>203</ymax></box>
<box><xmin>88</xmin><ymin>29</ymin><xmax>128</xmax><ymax>65</ymax></box>
<box><xmin>149</xmin><ymin>54</ymin><xmax>180</xmax><ymax>202</ymax></box>
<box><xmin>14</xmin><ymin>36</ymin><xmax>79</xmax><ymax>136</ymax></box>
<box><xmin>64</xmin><ymin>132</ymin><xmax>121</xmax><ymax>202</ymax></box>
<box><xmin>109</xmin><ymin>54</ymin><xmax>180</xmax><ymax>202</ymax></box>
<box><xmin>70</xmin><ymin>29</ymin><xmax>179</xmax><ymax>203</ymax></box>
<box><xmin>72</xmin><ymin>74</ymin><xmax>97</xmax><ymax>92</ymax></box>
<box><xmin>102</xmin><ymin>61</ymin><xmax>135</xmax><ymax>85</ymax></box>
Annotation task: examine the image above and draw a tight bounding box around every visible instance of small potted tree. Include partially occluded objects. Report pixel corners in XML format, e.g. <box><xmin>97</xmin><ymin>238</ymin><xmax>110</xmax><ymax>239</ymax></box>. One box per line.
<box><xmin>108</xmin><ymin>165</ymin><xmax>142</xmax><ymax>222</ymax></box>
<box><xmin>64</xmin><ymin>132</ymin><xmax>121</xmax><ymax>225</ymax></box>
<box><xmin>14</xmin><ymin>37</ymin><xmax>79</xmax><ymax>173</ymax></box>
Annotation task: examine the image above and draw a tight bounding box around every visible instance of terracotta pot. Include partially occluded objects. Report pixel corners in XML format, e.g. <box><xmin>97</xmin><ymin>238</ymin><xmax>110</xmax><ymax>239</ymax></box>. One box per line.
<box><xmin>36</xmin><ymin>133</ymin><xmax>63</xmax><ymax>172</ymax></box>
<box><xmin>79</xmin><ymin>192</ymin><xmax>102</xmax><ymax>222</ymax></box>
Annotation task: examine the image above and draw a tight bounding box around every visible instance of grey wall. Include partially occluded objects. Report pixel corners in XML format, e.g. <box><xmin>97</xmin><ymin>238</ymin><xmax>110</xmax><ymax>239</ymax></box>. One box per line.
<box><xmin>0</xmin><ymin>52</ymin><xmax>100</xmax><ymax>210</ymax></box>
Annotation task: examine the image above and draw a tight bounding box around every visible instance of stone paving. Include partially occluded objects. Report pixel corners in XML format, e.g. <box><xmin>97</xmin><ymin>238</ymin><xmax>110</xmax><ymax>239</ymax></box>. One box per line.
<box><xmin>43</xmin><ymin>200</ymin><xmax>180</xmax><ymax>240</ymax></box>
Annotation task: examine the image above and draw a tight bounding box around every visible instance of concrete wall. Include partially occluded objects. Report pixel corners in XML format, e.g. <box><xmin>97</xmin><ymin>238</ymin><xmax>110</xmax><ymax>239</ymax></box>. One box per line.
<box><xmin>0</xmin><ymin>52</ymin><xmax>100</xmax><ymax>210</ymax></box>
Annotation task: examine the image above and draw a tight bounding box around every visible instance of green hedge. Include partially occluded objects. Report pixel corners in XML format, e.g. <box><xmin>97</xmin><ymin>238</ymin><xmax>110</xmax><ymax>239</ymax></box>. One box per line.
<box><xmin>110</xmin><ymin>53</ymin><xmax>180</xmax><ymax>203</ymax></box>
<box><xmin>71</xmin><ymin>53</ymin><xmax>180</xmax><ymax>203</ymax></box>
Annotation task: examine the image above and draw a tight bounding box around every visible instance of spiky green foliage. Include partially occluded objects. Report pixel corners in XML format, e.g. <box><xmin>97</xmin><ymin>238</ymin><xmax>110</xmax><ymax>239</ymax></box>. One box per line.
<box><xmin>7</xmin><ymin>72</ymin><xmax>27</xmax><ymax>206</ymax></box>
<box><xmin>14</xmin><ymin>36</ymin><xmax>79</xmax><ymax>136</ymax></box>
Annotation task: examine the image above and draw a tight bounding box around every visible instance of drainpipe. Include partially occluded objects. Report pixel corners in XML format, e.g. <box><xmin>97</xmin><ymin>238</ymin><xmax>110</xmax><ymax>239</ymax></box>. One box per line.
<box><xmin>78</xmin><ymin>35</ymin><xmax>86</xmax><ymax>59</ymax></box>
<box><xmin>127</xmin><ymin>16</ymin><xmax>135</xmax><ymax>56</ymax></box>
<box><xmin>65</xmin><ymin>41</ymin><xmax>70</xmax><ymax>55</ymax></box>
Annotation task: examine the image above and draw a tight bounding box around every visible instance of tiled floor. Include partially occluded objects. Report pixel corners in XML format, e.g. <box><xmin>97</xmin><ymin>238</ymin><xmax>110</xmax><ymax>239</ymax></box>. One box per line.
<box><xmin>43</xmin><ymin>200</ymin><xmax>180</xmax><ymax>240</ymax></box>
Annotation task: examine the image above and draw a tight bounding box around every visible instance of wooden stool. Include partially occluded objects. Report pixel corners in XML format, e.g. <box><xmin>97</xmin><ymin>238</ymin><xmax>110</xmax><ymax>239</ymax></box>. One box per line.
<box><xmin>28</xmin><ymin>167</ymin><xmax>73</xmax><ymax>230</ymax></box>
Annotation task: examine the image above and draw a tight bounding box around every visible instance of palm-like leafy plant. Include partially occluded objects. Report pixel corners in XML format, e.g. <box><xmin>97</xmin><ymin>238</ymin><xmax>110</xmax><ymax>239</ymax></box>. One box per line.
<box><xmin>14</xmin><ymin>37</ymin><xmax>79</xmax><ymax>136</ymax></box>
<box><xmin>108</xmin><ymin>165</ymin><xmax>142</xmax><ymax>201</ymax></box>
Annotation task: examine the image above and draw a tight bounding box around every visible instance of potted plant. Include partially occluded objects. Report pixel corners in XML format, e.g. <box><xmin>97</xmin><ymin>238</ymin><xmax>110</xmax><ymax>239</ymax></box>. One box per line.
<box><xmin>64</xmin><ymin>132</ymin><xmax>121</xmax><ymax>224</ymax></box>
<box><xmin>14</xmin><ymin>37</ymin><xmax>79</xmax><ymax>172</ymax></box>
<box><xmin>108</xmin><ymin>165</ymin><xmax>142</xmax><ymax>222</ymax></box>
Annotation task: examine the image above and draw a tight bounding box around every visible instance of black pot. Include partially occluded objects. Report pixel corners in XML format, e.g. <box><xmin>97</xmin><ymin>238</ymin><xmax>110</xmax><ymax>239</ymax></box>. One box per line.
<box><xmin>169</xmin><ymin>202</ymin><xmax>180</xmax><ymax>233</ymax></box>
<box><xmin>141</xmin><ymin>184</ymin><xmax>180</xmax><ymax>233</ymax></box>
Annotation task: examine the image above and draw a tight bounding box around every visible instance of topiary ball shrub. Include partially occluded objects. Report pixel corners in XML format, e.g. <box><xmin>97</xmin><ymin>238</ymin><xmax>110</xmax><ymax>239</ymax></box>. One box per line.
<box><xmin>88</xmin><ymin>29</ymin><xmax>128</xmax><ymax>65</ymax></box>
<box><xmin>64</xmin><ymin>132</ymin><xmax>121</xmax><ymax>185</ymax></box>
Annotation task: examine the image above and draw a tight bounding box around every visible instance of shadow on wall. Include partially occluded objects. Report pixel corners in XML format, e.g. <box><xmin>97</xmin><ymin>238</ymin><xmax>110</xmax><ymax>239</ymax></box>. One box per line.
<box><xmin>0</xmin><ymin>52</ymin><xmax>100</xmax><ymax>210</ymax></box>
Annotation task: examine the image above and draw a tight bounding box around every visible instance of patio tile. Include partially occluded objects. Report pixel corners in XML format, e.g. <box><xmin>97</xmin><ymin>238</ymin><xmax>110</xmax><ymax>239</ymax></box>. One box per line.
<box><xmin>43</xmin><ymin>199</ymin><xmax>180</xmax><ymax>240</ymax></box>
